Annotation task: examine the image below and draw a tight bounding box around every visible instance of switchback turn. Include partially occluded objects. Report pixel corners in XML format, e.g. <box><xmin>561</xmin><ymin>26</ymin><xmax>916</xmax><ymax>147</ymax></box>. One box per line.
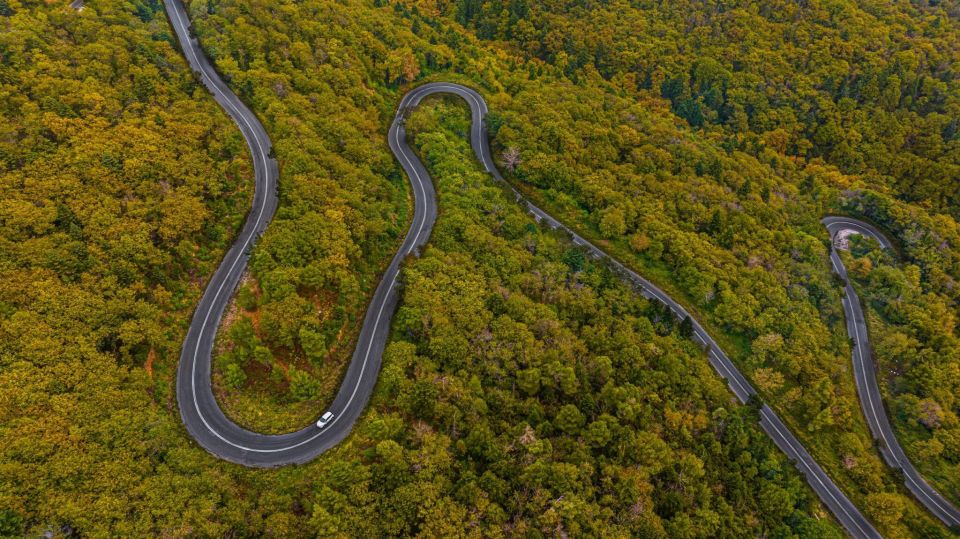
<box><xmin>823</xmin><ymin>217</ymin><xmax>960</xmax><ymax>528</ymax></box>
<box><xmin>167</xmin><ymin>0</ymin><xmax>944</xmax><ymax>534</ymax></box>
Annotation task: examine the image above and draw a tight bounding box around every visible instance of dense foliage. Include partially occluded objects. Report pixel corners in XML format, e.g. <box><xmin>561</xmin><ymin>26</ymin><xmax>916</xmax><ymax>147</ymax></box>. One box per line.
<box><xmin>0</xmin><ymin>0</ymin><xmax>837</xmax><ymax>535</ymax></box>
<box><xmin>451</xmin><ymin>0</ymin><xmax>960</xmax><ymax>215</ymax></box>
<box><xmin>193</xmin><ymin>0</ymin><xmax>420</xmax><ymax>426</ymax></box>
<box><xmin>0</xmin><ymin>0</ymin><xmax>260</xmax><ymax>533</ymax></box>
<box><xmin>441</xmin><ymin>0</ymin><xmax>960</xmax><ymax>531</ymax></box>
<box><xmin>2</xmin><ymin>0</ymin><xmax>960</xmax><ymax>535</ymax></box>
<box><xmin>842</xmin><ymin>191</ymin><xmax>960</xmax><ymax>507</ymax></box>
<box><xmin>303</xmin><ymin>97</ymin><xmax>844</xmax><ymax>537</ymax></box>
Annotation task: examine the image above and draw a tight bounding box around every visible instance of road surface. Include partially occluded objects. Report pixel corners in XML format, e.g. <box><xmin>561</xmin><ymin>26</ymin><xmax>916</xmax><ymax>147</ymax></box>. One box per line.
<box><xmin>824</xmin><ymin>216</ymin><xmax>960</xmax><ymax>528</ymax></box>
<box><xmin>166</xmin><ymin>0</ymin><xmax>436</xmax><ymax>466</ymax></box>
<box><xmin>165</xmin><ymin>1</ymin><xmax>888</xmax><ymax>535</ymax></box>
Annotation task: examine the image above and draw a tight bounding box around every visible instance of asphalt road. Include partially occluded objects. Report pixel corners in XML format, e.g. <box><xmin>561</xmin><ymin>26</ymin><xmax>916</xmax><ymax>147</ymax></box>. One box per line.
<box><xmin>824</xmin><ymin>216</ymin><xmax>960</xmax><ymax>528</ymax></box>
<box><xmin>166</xmin><ymin>0</ymin><xmax>441</xmax><ymax>466</ymax></box>
<box><xmin>165</xmin><ymin>1</ymin><xmax>895</xmax><ymax>534</ymax></box>
<box><xmin>427</xmin><ymin>82</ymin><xmax>880</xmax><ymax>538</ymax></box>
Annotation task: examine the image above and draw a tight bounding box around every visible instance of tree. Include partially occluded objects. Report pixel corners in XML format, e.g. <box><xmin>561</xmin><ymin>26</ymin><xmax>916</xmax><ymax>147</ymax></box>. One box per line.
<box><xmin>555</xmin><ymin>404</ymin><xmax>585</xmax><ymax>434</ymax></box>
<box><xmin>502</xmin><ymin>146</ymin><xmax>522</xmax><ymax>172</ymax></box>
<box><xmin>299</xmin><ymin>326</ymin><xmax>327</xmax><ymax>365</ymax></box>
<box><xmin>599</xmin><ymin>206</ymin><xmax>627</xmax><ymax>238</ymax></box>
<box><xmin>289</xmin><ymin>368</ymin><xmax>320</xmax><ymax>401</ymax></box>
<box><xmin>864</xmin><ymin>492</ymin><xmax>906</xmax><ymax>531</ymax></box>
<box><xmin>260</xmin><ymin>295</ymin><xmax>312</xmax><ymax>348</ymax></box>
<box><xmin>517</xmin><ymin>367</ymin><xmax>541</xmax><ymax>395</ymax></box>
<box><xmin>237</xmin><ymin>285</ymin><xmax>257</xmax><ymax>311</ymax></box>
<box><xmin>223</xmin><ymin>362</ymin><xmax>247</xmax><ymax>388</ymax></box>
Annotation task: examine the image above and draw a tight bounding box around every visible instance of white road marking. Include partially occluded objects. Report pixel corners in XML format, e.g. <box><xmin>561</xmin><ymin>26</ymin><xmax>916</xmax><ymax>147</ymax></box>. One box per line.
<box><xmin>760</xmin><ymin>408</ymin><xmax>874</xmax><ymax>538</ymax></box>
<box><xmin>846</xmin><ymin>268</ymin><xmax>956</xmax><ymax>521</ymax></box>
<box><xmin>830</xmin><ymin>216</ymin><xmax>958</xmax><ymax>524</ymax></box>
<box><xmin>181</xmin><ymin>79</ymin><xmax>480</xmax><ymax>452</ymax></box>
<box><xmin>161</xmin><ymin>30</ymin><xmax>923</xmax><ymax>528</ymax></box>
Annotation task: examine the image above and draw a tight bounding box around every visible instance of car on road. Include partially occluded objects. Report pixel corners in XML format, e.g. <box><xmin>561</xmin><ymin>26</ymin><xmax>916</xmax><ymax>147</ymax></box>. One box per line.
<box><xmin>316</xmin><ymin>411</ymin><xmax>334</xmax><ymax>429</ymax></box>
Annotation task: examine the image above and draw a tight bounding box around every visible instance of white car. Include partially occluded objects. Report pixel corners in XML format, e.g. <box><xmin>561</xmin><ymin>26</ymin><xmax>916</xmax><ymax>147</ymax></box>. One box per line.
<box><xmin>316</xmin><ymin>411</ymin><xmax>335</xmax><ymax>429</ymax></box>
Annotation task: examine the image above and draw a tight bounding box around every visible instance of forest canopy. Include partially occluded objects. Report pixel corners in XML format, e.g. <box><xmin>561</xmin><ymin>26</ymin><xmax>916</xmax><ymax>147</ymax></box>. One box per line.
<box><xmin>1</xmin><ymin>0</ymin><xmax>960</xmax><ymax>536</ymax></box>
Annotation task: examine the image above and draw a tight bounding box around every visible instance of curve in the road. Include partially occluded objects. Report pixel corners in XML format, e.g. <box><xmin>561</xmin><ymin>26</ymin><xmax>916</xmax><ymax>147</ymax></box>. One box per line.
<box><xmin>824</xmin><ymin>216</ymin><xmax>960</xmax><ymax>528</ymax></box>
<box><xmin>166</xmin><ymin>0</ymin><xmax>440</xmax><ymax>466</ymax></box>
<box><xmin>166</xmin><ymin>2</ymin><xmax>888</xmax><ymax>536</ymax></box>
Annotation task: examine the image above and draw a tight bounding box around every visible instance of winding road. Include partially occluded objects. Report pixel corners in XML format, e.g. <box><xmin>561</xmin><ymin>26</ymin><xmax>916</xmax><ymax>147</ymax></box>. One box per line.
<box><xmin>165</xmin><ymin>0</ymin><xmax>955</xmax><ymax>535</ymax></box>
<box><xmin>824</xmin><ymin>217</ymin><xmax>960</xmax><ymax>528</ymax></box>
<box><xmin>167</xmin><ymin>0</ymin><xmax>427</xmax><ymax>466</ymax></box>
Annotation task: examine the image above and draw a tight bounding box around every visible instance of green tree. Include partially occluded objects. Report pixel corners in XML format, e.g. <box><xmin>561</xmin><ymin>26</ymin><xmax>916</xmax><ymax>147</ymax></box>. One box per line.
<box><xmin>555</xmin><ymin>404</ymin><xmax>585</xmax><ymax>434</ymax></box>
<box><xmin>289</xmin><ymin>368</ymin><xmax>320</xmax><ymax>401</ymax></box>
